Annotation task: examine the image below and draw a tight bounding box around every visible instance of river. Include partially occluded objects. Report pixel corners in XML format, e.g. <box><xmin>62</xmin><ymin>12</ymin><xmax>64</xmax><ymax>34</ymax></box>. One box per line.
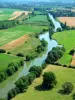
<box><xmin>0</xmin><ymin>13</ymin><xmax>61</xmax><ymax>99</ymax></box>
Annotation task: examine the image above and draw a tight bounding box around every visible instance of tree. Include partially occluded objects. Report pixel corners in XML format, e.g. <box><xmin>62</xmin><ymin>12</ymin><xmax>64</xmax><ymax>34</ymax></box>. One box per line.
<box><xmin>56</xmin><ymin>28</ymin><xmax>62</xmax><ymax>32</ymax></box>
<box><xmin>59</xmin><ymin>82</ymin><xmax>74</xmax><ymax>94</ymax></box>
<box><xmin>72</xmin><ymin>93</ymin><xmax>75</xmax><ymax>100</ymax></box>
<box><xmin>16</xmin><ymin>53</ymin><xmax>24</xmax><ymax>57</ymax></box>
<box><xmin>27</xmin><ymin>72</ymin><xmax>36</xmax><ymax>85</ymax></box>
<box><xmin>29</xmin><ymin>66</ymin><xmax>42</xmax><ymax>77</ymax></box>
<box><xmin>0</xmin><ymin>49</ymin><xmax>6</xmax><ymax>53</ymax></box>
<box><xmin>42</xmin><ymin>72</ymin><xmax>57</xmax><ymax>89</ymax></box>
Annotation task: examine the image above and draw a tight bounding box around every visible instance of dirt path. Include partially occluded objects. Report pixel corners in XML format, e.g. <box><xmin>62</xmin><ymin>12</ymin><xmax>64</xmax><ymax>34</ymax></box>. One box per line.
<box><xmin>9</xmin><ymin>11</ymin><xmax>29</xmax><ymax>20</ymax></box>
<box><xmin>58</xmin><ymin>17</ymin><xmax>75</xmax><ymax>27</ymax></box>
<box><xmin>0</xmin><ymin>34</ymin><xmax>30</xmax><ymax>51</ymax></box>
<box><xmin>71</xmin><ymin>54</ymin><xmax>75</xmax><ymax>66</ymax></box>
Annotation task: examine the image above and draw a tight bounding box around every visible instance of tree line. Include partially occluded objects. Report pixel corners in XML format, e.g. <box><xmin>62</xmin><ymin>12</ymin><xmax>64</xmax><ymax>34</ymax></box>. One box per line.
<box><xmin>0</xmin><ymin>60</ymin><xmax>24</xmax><ymax>83</ymax></box>
<box><xmin>45</xmin><ymin>46</ymin><xmax>65</xmax><ymax>64</ymax></box>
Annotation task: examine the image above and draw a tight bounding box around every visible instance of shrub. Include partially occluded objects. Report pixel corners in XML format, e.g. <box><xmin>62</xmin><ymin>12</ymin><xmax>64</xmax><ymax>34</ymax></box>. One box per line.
<box><xmin>16</xmin><ymin>53</ymin><xmax>24</xmax><ymax>57</ymax></box>
<box><xmin>27</xmin><ymin>72</ymin><xmax>36</xmax><ymax>85</ymax></box>
<box><xmin>7</xmin><ymin>52</ymin><xmax>11</xmax><ymax>54</ymax></box>
<box><xmin>42</xmin><ymin>63</ymin><xmax>47</xmax><ymax>69</ymax></box>
<box><xmin>59</xmin><ymin>82</ymin><xmax>74</xmax><ymax>94</ymax></box>
<box><xmin>42</xmin><ymin>72</ymin><xmax>57</xmax><ymax>89</ymax></box>
<box><xmin>0</xmin><ymin>49</ymin><xmax>6</xmax><ymax>53</ymax></box>
<box><xmin>29</xmin><ymin>66</ymin><xmax>42</xmax><ymax>77</ymax></box>
<box><xmin>72</xmin><ymin>93</ymin><xmax>75</xmax><ymax>100</ymax></box>
<box><xmin>56</xmin><ymin>28</ymin><xmax>62</xmax><ymax>32</ymax></box>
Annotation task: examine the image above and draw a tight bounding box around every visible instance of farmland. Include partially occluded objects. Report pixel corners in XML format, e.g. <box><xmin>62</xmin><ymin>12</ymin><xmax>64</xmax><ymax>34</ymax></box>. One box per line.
<box><xmin>0</xmin><ymin>25</ymin><xmax>47</xmax><ymax>47</ymax></box>
<box><xmin>12</xmin><ymin>65</ymin><xmax>75</xmax><ymax>100</ymax></box>
<box><xmin>53</xmin><ymin>30</ymin><xmax>75</xmax><ymax>65</ymax></box>
<box><xmin>24</xmin><ymin>15</ymin><xmax>49</xmax><ymax>26</ymax></box>
<box><xmin>58</xmin><ymin>17</ymin><xmax>75</xmax><ymax>27</ymax></box>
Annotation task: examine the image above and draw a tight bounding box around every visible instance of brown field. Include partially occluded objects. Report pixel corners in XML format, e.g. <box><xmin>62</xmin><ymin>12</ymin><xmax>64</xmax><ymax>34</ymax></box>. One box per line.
<box><xmin>9</xmin><ymin>11</ymin><xmax>29</xmax><ymax>20</ymax></box>
<box><xmin>0</xmin><ymin>34</ymin><xmax>30</xmax><ymax>50</ymax></box>
<box><xmin>58</xmin><ymin>17</ymin><xmax>75</xmax><ymax>27</ymax></box>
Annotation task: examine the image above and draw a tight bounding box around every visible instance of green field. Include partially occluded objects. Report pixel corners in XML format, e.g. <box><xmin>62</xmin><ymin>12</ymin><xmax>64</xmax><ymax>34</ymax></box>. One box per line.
<box><xmin>13</xmin><ymin>65</ymin><xmax>75</xmax><ymax>100</ymax></box>
<box><xmin>24</xmin><ymin>15</ymin><xmax>49</xmax><ymax>26</ymax></box>
<box><xmin>0</xmin><ymin>8</ymin><xmax>21</xmax><ymax>21</ymax></box>
<box><xmin>53</xmin><ymin>30</ymin><xmax>75</xmax><ymax>65</ymax></box>
<box><xmin>0</xmin><ymin>25</ymin><xmax>47</xmax><ymax>46</ymax></box>
<box><xmin>0</xmin><ymin>54</ymin><xmax>21</xmax><ymax>71</ymax></box>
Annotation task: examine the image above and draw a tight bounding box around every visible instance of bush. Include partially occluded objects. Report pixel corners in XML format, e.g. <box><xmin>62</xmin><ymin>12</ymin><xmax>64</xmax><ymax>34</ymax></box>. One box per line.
<box><xmin>7</xmin><ymin>52</ymin><xmax>11</xmax><ymax>54</ymax></box>
<box><xmin>27</xmin><ymin>72</ymin><xmax>36</xmax><ymax>85</ymax></box>
<box><xmin>72</xmin><ymin>93</ymin><xmax>75</xmax><ymax>100</ymax></box>
<box><xmin>0</xmin><ymin>49</ymin><xmax>6</xmax><ymax>53</ymax></box>
<box><xmin>42</xmin><ymin>72</ymin><xmax>57</xmax><ymax>89</ymax></box>
<box><xmin>56</xmin><ymin>28</ymin><xmax>62</xmax><ymax>32</ymax></box>
<box><xmin>42</xmin><ymin>63</ymin><xmax>47</xmax><ymax>69</ymax></box>
<box><xmin>16</xmin><ymin>53</ymin><xmax>24</xmax><ymax>57</ymax></box>
<box><xmin>59</xmin><ymin>82</ymin><xmax>74</xmax><ymax>94</ymax></box>
<box><xmin>29</xmin><ymin>66</ymin><xmax>42</xmax><ymax>77</ymax></box>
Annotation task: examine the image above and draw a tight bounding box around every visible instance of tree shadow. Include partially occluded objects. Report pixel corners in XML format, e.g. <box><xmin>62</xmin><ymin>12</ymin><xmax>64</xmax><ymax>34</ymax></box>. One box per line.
<box><xmin>35</xmin><ymin>84</ymin><xmax>53</xmax><ymax>91</ymax></box>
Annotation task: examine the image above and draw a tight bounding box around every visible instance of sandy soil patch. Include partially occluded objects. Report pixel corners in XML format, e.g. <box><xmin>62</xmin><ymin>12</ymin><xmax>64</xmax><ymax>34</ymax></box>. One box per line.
<box><xmin>0</xmin><ymin>34</ymin><xmax>30</xmax><ymax>50</ymax></box>
<box><xmin>9</xmin><ymin>11</ymin><xmax>29</xmax><ymax>20</ymax></box>
<box><xmin>71</xmin><ymin>54</ymin><xmax>75</xmax><ymax>66</ymax></box>
<box><xmin>58</xmin><ymin>17</ymin><xmax>75</xmax><ymax>27</ymax></box>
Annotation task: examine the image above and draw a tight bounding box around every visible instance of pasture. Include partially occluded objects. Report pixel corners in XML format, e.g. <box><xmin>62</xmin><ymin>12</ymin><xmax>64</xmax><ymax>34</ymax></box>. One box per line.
<box><xmin>58</xmin><ymin>17</ymin><xmax>75</xmax><ymax>27</ymax></box>
<box><xmin>24</xmin><ymin>15</ymin><xmax>49</xmax><ymax>26</ymax></box>
<box><xmin>53</xmin><ymin>30</ymin><xmax>75</xmax><ymax>65</ymax></box>
<box><xmin>12</xmin><ymin>65</ymin><xmax>75</xmax><ymax>100</ymax></box>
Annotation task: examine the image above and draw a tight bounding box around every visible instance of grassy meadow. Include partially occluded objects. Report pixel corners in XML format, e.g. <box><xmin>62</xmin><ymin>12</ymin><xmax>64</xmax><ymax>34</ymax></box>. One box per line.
<box><xmin>0</xmin><ymin>8</ymin><xmax>20</xmax><ymax>21</ymax></box>
<box><xmin>53</xmin><ymin>30</ymin><xmax>75</xmax><ymax>65</ymax></box>
<box><xmin>24</xmin><ymin>15</ymin><xmax>49</xmax><ymax>26</ymax></box>
<box><xmin>13</xmin><ymin>65</ymin><xmax>75</xmax><ymax>100</ymax></box>
<box><xmin>0</xmin><ymin>54</ymin><xmax>21</xmax><ymax>71</ymax></box>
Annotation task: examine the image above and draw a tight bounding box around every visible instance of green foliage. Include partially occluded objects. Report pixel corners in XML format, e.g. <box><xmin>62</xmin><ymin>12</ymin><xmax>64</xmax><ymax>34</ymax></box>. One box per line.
<box><xmin>42</xmin><ymin>63</ymin><xmax>47</xmax><ymax>69</ymax></box>
<box><xmin>42</xmin><ymin>72</ymin><xmax>57</xmax><ymax>89</ymax></box>
<box><xmin>16</xmin><ymin>53</ymin><xmax>24</xmax><ymax>57</ymax></box>
<box><xmin>0</xmin><ymin>49</ymin><xmax>6</xmax><ymax>53</ymax></box>
<box><xmin>29</xmin><ymin>66</ymin><xmax>42</xmax><ymax>77</ymax></box>
<box><xmin>56</xmin><ymin>28</ymin><xmax>62</xmax><ymax>32</ymax></box>
<box><xmin>59</xmin><ymin>82</ymin><xmax>74</xmax><ymax>95</ymax></box>
<box><xmin>46</xmin><ymin>47</ymin><xmax>65</xmax><ymax>64</ymax></box>
<box><xmin>72</xmin><ymin>93</ymin><xmax>75</xmax><ymax>100</ymax></box>
<box><xmin>36</xmin><ymin>39</ymin><xmax>47</xmax><ymax>53</ymax></box>
<box><xmin>27</xmin><ymin>72</ymin><xmax>36</xmax><ymax>85</ymax></box>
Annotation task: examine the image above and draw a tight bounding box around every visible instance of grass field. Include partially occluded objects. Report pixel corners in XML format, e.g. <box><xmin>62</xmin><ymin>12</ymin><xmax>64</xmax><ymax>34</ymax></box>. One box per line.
<box><xmin>0</xmin><ymin>8</ymin><xmax>21</xmax><ymax>21</ymax></box>
<box><xmin>58</xmin><ymin>17</ymin><xmax>75</xmax><ymax>27</ymax></box>
<box><xmin>0</xmin><ymin>54</ymin><xmax>21</xmax><ymax>71</ymax></box>
<box><xmin>0</xmin><ymin>25</ymin><xmax>47</xmax><ymax>47</ymax></box>
<box><xmin>53</xmin><ymin>30</ymin><xmax>75</xmax><ymax>65</ymax></box>
<box><xmin>13</xmin><ymin>65</ymin><xmax>75</xmax><ymax>100</ymax></box>
<box><xmin>24</xmin><ymin>15</ymin><xmax>49</xmax><ymax>26</ymax></box>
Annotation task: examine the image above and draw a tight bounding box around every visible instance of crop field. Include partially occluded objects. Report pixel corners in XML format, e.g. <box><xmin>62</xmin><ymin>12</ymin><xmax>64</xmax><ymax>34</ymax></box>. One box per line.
<box><xmin>0</xmin><ymin>8</ymin><xmax>21</xmax><ymax>21</ymax></box>
<box><xmin>53</xmin><ymin>30</ymin><xmax>75</xmax><ymax>65</ymax></box>
<box><xmin>13</xmin><ymin>65</ymin><xmax>75</xmax><ymax>100</ymax></box>
<box><xmin>58</xmin><ymin>17</ymin><xmax>75</xmax><ymax>27</ymax></box>
<box><xmin>0</xmin><ymin>54</ymin><xmax>21</xmax><ymax>71</ymax></box>
<box><xmin>0</xmin><ymin>25</ymin><xmax>47</xmax><ymax>47</ymax></box>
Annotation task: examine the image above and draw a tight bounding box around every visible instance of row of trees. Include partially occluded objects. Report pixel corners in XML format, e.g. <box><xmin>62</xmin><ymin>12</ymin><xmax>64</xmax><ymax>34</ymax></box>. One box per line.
<box><xmin>0</xmin><ymin>20</ymin><xmax>19</xmax><ymax>29</ymax></box>
<box><xmin>0</xmin><ymin>60</ymin><xmax>24</xmax><ymax>83</ymax></box>
<box><xmin>36</xmin><ymin>39</ymin><xmax>48</xmax><ymax>53</ymax></box>
<box><xmin>45</xmin><ymin>46</ymin><xmax>65</xmax><ymax>64</ymax></box>
<box><xmin>49</xmin><ymin>9</ymin><xmax>75</xmax><ymax>17</ymax></box>
<box><xmin>7</xmin><ymin>65</ymin><xmax>43</xmax><ymax>100</ymax></box>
